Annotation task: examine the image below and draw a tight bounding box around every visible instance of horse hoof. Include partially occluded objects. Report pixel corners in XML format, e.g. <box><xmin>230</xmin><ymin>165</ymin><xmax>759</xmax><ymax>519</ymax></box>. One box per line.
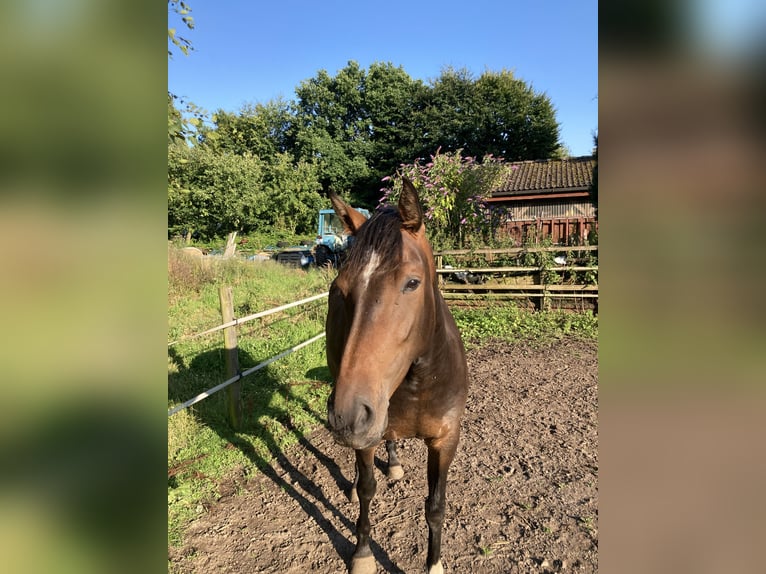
<box><xmin>427</xmin><ymin>560</ymin><xmax>444</xmax><ymax>574</ymax></box>
<box><xmin>387</xmin><ymin>464</ymin><xmax>404</xmax><ymax>481</ymax></box>
<box><xmin>348</xmin><ymin>487</ymin><xmax>358</xmax><ymax>503</ymax></box>
<box><xmin>350</xmin><ymin>554</ymin><xmax>376</xmax><ymax>574</ymax></box>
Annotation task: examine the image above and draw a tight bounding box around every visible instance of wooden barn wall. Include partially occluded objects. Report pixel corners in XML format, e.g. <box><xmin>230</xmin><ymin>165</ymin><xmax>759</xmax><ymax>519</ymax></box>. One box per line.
<box><xmin>489</xmin><ymin>198</ymin><xmax>598</xmax><ymax>245</ymax></box>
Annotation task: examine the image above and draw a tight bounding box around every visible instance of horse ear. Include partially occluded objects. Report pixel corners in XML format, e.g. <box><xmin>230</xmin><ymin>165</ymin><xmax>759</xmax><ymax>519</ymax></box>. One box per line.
<box><xmin>328</xmin><ymin>191</ymin><xmax>367</xmax><ymax>235</ymax></box>
<box><xmin>398</xmin><ymin>177</ymin><xmax>424</xmax><ymax>232</ymax></box>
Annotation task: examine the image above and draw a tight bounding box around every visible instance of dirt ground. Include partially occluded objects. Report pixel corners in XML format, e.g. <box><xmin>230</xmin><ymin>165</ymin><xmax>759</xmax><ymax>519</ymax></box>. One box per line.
<box><xmin>169</xmin><ymin>337</ymin><xmax>598</xmax><ymax>573</ymax></box>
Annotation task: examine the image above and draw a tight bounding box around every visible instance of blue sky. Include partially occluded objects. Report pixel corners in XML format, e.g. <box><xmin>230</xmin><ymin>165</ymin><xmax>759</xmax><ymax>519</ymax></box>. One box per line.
<box><xmin>168</xmin><ymin>0</ymin><xmax>598</xmax><ymax>157</ymax></box>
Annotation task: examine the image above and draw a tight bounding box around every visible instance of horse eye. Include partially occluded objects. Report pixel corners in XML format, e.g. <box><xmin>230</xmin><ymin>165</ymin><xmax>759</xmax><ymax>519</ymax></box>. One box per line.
<box><xmin>403</xmin><ymin>278</ymin><xmax>421</xmax><ymax>293</ymax></box>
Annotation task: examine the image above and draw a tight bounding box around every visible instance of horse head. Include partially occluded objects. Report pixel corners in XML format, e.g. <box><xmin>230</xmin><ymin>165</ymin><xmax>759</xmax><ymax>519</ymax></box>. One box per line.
<box><xmin>325</xmin><ymin>178</ymin><xmax>437</xmax><ymax>449</ymax></box>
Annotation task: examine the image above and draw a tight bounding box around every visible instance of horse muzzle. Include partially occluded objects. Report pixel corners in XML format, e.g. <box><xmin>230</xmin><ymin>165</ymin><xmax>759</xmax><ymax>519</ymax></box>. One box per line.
<box><xmin>327</xmin><ymin>391</ymin><xmax>387</xmax><ymax>449</ymax></box>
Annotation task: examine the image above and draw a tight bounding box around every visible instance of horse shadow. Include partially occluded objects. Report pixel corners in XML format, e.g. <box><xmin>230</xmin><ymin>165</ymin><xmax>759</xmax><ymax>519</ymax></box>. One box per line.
<box><xmin>168</xmin><ymin>347</ymin><xmax>403</xmax><ymax>572</ymax></box>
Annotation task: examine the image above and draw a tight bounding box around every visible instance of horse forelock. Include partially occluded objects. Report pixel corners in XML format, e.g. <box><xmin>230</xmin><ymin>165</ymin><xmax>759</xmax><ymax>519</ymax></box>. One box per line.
<box><xmin>342</xmin><ymin>207</ymin><xmax>404</xmax><ymax>280</ymax></box>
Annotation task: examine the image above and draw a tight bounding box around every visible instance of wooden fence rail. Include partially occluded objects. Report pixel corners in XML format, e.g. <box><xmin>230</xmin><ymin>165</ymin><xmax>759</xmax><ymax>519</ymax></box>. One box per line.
<box><xmin>168</xmin><ymin>290</ymin><xmax>329</xmax><ymax>425</ymax></box>
<box><xmin>435</xmin><ymin>245</ymin><xmax>598</xmax><ymax>257</ymax></box>
<box><xmin>436</xmin><ymin>266</ymin><xmax>598</xmax><ymax>274</ymax></box>
<box><xmin>434</xmin><ymin>245</ymin><xmax>598</xmax><ymax>309</ymax></box>
<box><xmin>167</xmin><ymin>291</ymin><xmax>329</xmax><ymax>347</ymax></box>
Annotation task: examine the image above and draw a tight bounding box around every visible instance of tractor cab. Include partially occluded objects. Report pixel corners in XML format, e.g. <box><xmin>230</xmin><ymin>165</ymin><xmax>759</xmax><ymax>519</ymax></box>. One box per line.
<box><xmin>314</xmin><ymin>207</ymin><xmax>370</xmax><ymax>267</ymax></box>
<box><xmin>317</xmin><ymin>210</ymin><xmax>346</xmax><ymax>251</ymax></box>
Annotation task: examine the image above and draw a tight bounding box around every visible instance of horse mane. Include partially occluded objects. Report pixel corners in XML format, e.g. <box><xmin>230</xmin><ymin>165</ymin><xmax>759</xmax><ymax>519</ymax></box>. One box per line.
<box><xmin>343</xmin><ymin>206</ymin><xmax>403</xmax><ymax>277</ymax></box>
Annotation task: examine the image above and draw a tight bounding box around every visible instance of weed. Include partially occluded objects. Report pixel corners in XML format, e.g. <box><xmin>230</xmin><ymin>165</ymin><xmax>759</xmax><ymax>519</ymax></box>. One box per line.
<box><xmin>485</xmin><ymin>473</ymin><xmax>505</xmax><ymax>483</ymax></box>
<box><xmin>451</xmin><ymin>304</ymin><xmax>597</xmax><ymax>345</ymax></box>
<box><xmin>519</xmin><ymin>237</ymin><xmax>561</xmax><ymax>285</ymax></box>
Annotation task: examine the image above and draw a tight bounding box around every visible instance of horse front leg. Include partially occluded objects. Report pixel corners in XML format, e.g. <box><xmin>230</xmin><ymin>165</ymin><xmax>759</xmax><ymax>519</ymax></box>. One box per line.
<box><xmin>424</xmin><ymin>440</ymin><xmax>458</xmax><ymax>574</ymax></box>
<box><xmin>350</xmin><ymin>446</ymin><xmax>377</xmax><ymax>574</ymax></box>
<box><xmin>385</xmin><ymin>439</ymin><xmax>404</xmax><ymax>481</ymax></box>
<box><xmin>348</xmin><ymin>463</ymin><xmax>359</xmax><ymax>503</ymax></box>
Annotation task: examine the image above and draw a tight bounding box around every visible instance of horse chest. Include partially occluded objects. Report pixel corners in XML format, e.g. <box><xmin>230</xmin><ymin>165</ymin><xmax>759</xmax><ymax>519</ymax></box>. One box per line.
<box><xmin>385</xmin><ymin>375</ymin><xmax>449</xmax><ymax>438</ymax></box>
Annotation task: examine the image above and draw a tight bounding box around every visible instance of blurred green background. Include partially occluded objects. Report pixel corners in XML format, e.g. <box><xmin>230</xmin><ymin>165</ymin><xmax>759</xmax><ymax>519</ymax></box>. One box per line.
<box><xmin>0</xmin><ymin>1</ymin><xmax>166</xmax><ymax>573</ymax></box>
<box><xmin>600</xmin><ymin>2</ymin><xmax>766</xmax><ymax>573</ymax></box>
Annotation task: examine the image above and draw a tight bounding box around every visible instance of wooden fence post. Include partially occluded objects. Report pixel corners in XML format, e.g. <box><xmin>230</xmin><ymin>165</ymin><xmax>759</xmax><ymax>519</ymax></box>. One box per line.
<box><xmin>539</xmin><ymin>252</ymin><xmax>549</xmax><ymax>311</ymax></box>
<box><xmin>219</xmin><ymin>285</ymin><xmax>242</xmax><ymax>429</ymax></box>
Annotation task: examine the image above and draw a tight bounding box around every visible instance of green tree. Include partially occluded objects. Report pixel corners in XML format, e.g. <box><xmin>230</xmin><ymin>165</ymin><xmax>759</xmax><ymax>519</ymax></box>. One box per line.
<box><xmin>168</xmin><ymin>93</ymin><xmax>206</xmax><ymax>145</ymax></box>
<box><xmin>169</xmin><ymin>58</ymin><xmax>565</xmax><ymax>240</ymax></box>
<box><xmin>168</xmin><ymin>141</ymin><xmax>324</xmax><ymax>239</ymax></box>
<box><xmin>260</xmin><ymin>153</ymin><xmax>324</xmax><ymax>234</ymax></box>
<box><xmin>168</xmin><ymin>1</ymin><xmax>194</xmax><ymax>58</ymax></box>
<box><xmin>168</xmin><ymin>93</ymin><xmax>185</xmax><ymax>145</ymax></box>
<box><xmin>474</xmin><ymin>69</ymin><xmax>560</xmax><ymax>159</ymax></box>
<box><xmin>416</xmin><ymin>68</ymin><xmax>561</xmax><ymax>161</ymax></box>
<box><xmin>168</xmin><ymin>2</ymin><xmax>205</xmax><ymax>145</ymax></box>
<box><xmin>364</xmin><ymin>62</ymin><xmax>427</xmax><ymax>199</ymax></box>
<box><xmin>415</xmin><ymin>67</ymin><xmax>479</xmax><ymax>156</ymax></box>
<box><xmin>168</xmin><ymin>145</ymin><xmax>267</xmax><ymax>239</ymax></box>
<box><xmin>290</xmin><ymin>63</ymin><xmax>561</xmax><ymax>208</ymax></box>
<box><xmin>291</xmin><ymin>62</ymin><xmax>373</xmax><ymax>197</ymax></box>
<box><xmin>203</xmin><ymin>99</ymin><xmax>292</xmax><ymax>158</ymax></box>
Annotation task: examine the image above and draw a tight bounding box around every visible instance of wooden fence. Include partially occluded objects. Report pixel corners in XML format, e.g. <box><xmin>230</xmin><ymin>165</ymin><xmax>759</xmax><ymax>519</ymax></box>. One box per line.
<box><xmin>168</xmin><ymin>289</ymin><xmax>329</xmax><ymax>427</ymax></box>
<box><xmin>435</xmin><ymin>245</ymin><xmax>598</xmax><ymax>310</ymax></box>
<box><xmin>498</xmin><ymin>217</ymin><xmax>598</xmax><ymax>247</ymax></box>
<box><xmin>168</xmin><ymin>245</ymin><xmax>597</xmax><ymax>424</ymax></box>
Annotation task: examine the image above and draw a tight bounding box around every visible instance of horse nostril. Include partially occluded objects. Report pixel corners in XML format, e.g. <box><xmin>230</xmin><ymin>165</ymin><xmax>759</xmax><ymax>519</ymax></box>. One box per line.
<box><xmin>362</xmin><ymin>402</ymin><xmax>373</xmax><ymax>422</ymax></box>
<box><xmin>353</xmin><ymin>400</ymin><xmax>375</xmax><ymax>433</ymax></box>
<box><xmin>327</xmin><ymin>393</ymin><xmax>376</xmax><ymax>437</ymax></box>
<box><xmin>327</xmin><ymin>393</ymin><xmax>342</xmax><ymax>430</ymax></box>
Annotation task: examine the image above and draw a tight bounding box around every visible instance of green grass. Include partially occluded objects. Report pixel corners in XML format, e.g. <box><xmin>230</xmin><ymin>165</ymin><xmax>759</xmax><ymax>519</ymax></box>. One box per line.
<box><xmin>167</xmin><ymin>248</ymin><xmax>598</xmax><ymax>548</ymax></box>
<box><xmin>451</xmin><ymin>304</ymin><xmax>598</xmax><ymax>347</ymax></box>
<box><xmin>169</xmin><ymin>229</ymin><xmax>312</xmax><ymax>258</ymax></box>
<box><xmin>168</xmin><ymin>249</ymin><xmax>334</xmax><ymax>546</ymax></box>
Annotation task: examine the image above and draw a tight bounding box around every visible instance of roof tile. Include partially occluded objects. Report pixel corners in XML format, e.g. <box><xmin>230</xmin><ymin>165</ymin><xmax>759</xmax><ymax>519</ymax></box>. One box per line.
<box><xmin>492</xmin><ymin>156</ymin><xmax>596</xmax><ymax>195</ymax></box>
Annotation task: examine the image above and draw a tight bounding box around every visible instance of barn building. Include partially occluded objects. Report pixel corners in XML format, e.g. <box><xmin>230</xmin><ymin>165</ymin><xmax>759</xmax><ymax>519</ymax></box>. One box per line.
<box><xmin>487</xmin><ymin>156</ymin><xmax>597</xmax><ymax>245</ymax></box>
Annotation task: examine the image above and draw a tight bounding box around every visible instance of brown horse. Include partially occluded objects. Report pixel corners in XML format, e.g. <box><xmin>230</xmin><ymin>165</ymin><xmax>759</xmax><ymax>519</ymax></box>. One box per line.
<box><xmin>326</xmin><ymin>178</ymin><xmax>469</xmax><ymax>574</ymax></box>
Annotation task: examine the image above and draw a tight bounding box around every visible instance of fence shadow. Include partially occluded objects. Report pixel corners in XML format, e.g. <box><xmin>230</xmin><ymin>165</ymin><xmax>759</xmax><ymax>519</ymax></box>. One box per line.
<box><xmin>168</xmin><ymin>347</ymin><xmax>401</xmax><ymax>572</ymax></box>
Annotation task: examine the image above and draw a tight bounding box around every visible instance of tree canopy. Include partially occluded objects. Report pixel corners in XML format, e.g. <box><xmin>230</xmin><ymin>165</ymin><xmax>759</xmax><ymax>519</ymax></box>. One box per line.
<box><xmin>168</xmin><ymin>60</ymin><xmax>566</xmax><ymax>241</ymax></box>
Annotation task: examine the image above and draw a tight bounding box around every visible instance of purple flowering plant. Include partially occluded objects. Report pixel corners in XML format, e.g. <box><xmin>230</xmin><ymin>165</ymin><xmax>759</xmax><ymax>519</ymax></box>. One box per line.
<box><xmin>379</xmin><ymin>148</ymin><xmax>506</xmax><ymax>249</ymax></box>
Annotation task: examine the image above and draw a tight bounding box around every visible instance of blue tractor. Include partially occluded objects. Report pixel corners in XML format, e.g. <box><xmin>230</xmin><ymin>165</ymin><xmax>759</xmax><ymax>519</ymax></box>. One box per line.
<box><xmin>271</xmin><ymin>206</ymin><xmax>371</xmax><ymax>268</ymax></box>
<box><xmin>313</xmin><ymin>207</ymin><xmax>370</xmax><ymax>268</ymax></box>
